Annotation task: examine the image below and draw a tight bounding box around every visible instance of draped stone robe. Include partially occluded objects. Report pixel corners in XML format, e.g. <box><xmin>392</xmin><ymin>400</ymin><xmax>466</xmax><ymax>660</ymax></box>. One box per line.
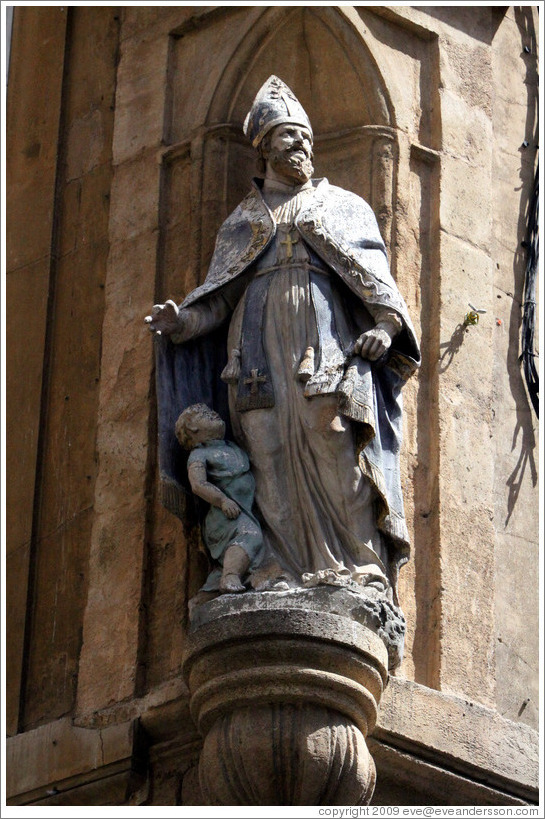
<box><xmin>155</xmin><ymin>177</ymin><xmax>421</xmax><ymax>596</ymax></box>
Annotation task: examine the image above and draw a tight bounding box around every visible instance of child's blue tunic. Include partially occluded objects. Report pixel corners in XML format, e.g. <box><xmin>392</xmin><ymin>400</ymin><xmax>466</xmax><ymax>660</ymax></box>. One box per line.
<box><xmin>188</xmin><ymin>439</ymin><xmax>264</xmax><ymax>590</ymax></box>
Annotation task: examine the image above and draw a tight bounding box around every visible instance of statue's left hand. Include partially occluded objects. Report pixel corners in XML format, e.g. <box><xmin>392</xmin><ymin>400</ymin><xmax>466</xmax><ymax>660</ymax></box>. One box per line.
<box><xmin>354</xmin><ymin>327</ymin><xmax>393</xmax><ymax>361</ymax></box>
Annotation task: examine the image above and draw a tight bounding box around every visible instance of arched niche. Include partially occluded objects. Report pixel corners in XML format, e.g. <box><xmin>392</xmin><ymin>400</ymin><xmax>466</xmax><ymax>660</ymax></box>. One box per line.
<box><xmin>208</xmin><ymin>6</ymin><xmax>394</xmax><ymax>132</ymax></box>
<box><xmin>161</xmin><ymin>6</ymin><xmax>399</xmax><ymax>299</ymax></box>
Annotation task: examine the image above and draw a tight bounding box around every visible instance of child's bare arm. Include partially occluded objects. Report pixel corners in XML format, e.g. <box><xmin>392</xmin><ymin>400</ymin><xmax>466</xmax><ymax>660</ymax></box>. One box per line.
<box><xmin>188</xmin><ymin>460</ymin><xmax>240</xmax><ymax>518</ymax></box>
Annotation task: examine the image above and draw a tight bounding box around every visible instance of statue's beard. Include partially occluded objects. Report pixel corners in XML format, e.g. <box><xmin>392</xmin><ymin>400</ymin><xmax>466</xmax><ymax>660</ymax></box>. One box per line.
<box><xmin>268</xmin><ymin>147</ymin><xmax>314</xmax><ymax>184</ymax></box>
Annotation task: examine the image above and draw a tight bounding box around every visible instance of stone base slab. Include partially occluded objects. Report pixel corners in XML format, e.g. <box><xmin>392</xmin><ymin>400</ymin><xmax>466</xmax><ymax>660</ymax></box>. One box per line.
<box><xmin>190</xmin><ymin>585</ymin><xmax>405</xmax><ymax>669</ymax></box>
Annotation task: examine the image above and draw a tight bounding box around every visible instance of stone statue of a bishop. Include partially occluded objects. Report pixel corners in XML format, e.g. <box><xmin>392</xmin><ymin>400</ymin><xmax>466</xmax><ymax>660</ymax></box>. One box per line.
<box><xmin>146</xmin><ymin>76</ymin><xmax>420</xmax><ymax>603</ymax></box>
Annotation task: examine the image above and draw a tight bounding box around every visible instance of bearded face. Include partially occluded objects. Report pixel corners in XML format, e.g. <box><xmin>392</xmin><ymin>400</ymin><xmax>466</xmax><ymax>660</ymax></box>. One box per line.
<box><xmin>263</xmin><ymin>124</ymin><xmax>314</xmax><ymax>184</ymax></box>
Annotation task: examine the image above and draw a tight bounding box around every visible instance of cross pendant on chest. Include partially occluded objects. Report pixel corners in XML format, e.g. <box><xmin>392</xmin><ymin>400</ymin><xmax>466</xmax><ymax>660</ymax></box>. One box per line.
<box><xmin>244</xmin><ymin>368</ymin><xmax>267</xmax><ymax>395</ymax></box>
<box><xmin>280</xmin><ymin>228</ymin><xmax>299</xmax><ymax>259</ymax></box>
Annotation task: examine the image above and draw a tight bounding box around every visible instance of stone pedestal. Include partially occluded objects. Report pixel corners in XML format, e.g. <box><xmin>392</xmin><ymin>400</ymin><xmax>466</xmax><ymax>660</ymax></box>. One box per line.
<box><xmin>182</xmin><ymin>587</ymin><xmax>403</xmax><ymax>805</ymax></box>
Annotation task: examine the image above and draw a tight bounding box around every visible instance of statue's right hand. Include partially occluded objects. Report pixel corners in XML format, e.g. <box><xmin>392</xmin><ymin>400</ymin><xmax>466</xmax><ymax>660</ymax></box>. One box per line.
<box><xmin>221</xmin><ymin>498</ymin><xmax>241</xmax><ymax>520</ymax></box>
<box><xmin>144</xmin><ymin>299</ymin><xmax>180</xmax><ymax>335</ymax></box>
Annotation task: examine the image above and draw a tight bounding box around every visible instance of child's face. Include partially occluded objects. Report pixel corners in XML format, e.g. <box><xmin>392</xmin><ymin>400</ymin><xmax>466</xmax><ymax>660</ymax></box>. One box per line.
<box><xmin>186</xmin><ymin>415</ymin><xmax>225</xmax><ymax>447</ymax></box>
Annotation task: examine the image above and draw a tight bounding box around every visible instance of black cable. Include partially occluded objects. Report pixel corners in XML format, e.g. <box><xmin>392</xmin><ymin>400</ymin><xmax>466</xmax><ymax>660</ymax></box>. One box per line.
<box><xmin>520</xmin><ymin>161</ymin><xmax>539</xmax><ymax>417</ymax></box>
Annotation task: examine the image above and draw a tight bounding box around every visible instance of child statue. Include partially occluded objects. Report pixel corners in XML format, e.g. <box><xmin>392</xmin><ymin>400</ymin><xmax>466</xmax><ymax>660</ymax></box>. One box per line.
<box><xmin>175</xmin><ymin>403</ymin><xmax>265</xmax><ymax>594</ymax></box>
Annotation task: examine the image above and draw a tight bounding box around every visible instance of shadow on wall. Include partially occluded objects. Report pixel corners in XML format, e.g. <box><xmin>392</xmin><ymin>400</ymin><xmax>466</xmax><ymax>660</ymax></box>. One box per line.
<box><xmin>505</xmin><ymin>7</ymin><xmax>539</xmax><ymax>526</ymax></box>
<box><xmin>422</xmin><ymin>6</ymin><xmax>506</xmax><ymax>44</ymax></box>
<box><xmin>438</xmin><ymin>322</ymin><xmax>474</xmax><ymax>373</ymax></box>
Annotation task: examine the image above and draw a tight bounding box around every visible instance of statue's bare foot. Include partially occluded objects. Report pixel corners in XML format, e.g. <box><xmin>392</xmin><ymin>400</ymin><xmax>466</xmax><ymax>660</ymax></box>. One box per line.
<box><xmin>220</xmin><ymin>573</ymin><xmax>246</xmax><ymax>593</ymax></box>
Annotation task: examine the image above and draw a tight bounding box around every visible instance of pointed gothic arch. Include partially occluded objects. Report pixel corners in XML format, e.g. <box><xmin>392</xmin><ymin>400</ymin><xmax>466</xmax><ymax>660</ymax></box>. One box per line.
<box><xmin>206</xmin><ymin>6</ymin><xmax>394</xmax><ymax>130</ymax></box>
<box><xmin>160</xmin><ymin>6</ymin><xmax>399</xmax><ymax>302</ymax></box>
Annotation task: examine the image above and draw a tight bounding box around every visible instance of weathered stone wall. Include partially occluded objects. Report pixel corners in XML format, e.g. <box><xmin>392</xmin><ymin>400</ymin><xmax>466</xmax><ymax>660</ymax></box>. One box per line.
<box><xmin>7</xmin><ymin>5</ymin><xmax>67</xmax><ymax>738</ymax></box>
<box><xmin>6</xmin><ymin>5</ymin><xmax>119</xmax><ymax>734</ymax></box>
<box><xmin>491</xmin><ymin>7</ymin><xmax>539</xmax><ymax>730</ymax></box>
<box><xmin>6</xmin><ymin>4</ymin><xmax>539</xmax><ymax>807</ymax></box>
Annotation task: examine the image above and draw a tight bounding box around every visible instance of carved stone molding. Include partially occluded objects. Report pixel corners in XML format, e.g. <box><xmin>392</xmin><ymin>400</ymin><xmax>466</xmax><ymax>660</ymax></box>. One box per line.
<box><xmin>182</xmin><ymin>587</ymin><xmax>397</xmax><ymax>806</ymax></box>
